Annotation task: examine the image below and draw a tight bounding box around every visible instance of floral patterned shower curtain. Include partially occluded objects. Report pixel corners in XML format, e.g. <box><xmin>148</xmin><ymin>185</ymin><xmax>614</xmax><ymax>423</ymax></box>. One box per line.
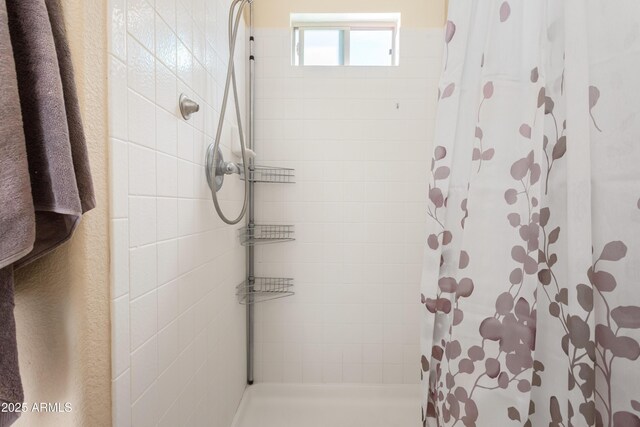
<box><xmin>420</xmin><ymin>1</ymin><xmax>640</xmax><ymax>426</ymax></box>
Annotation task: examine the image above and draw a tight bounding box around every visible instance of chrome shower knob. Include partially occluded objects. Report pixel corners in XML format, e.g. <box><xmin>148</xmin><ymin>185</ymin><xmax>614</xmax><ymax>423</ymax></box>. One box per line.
<box><xmin>179</xmin><ymin>94</ymin><xmax>200</xmax><ymax>120</ymax></box>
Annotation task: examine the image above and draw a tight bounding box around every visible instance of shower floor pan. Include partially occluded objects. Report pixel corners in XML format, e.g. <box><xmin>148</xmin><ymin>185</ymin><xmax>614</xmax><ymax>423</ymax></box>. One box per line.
<box><xmin>231</xmin><ymin>383</ymin><xmax>421</xmax><ymax>427</ymax></box>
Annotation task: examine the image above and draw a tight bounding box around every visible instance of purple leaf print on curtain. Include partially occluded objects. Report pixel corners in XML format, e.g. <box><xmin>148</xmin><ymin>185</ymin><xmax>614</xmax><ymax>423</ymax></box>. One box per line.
<box><xmin>519</xmin><ymin>124</ymin><xmax>532</xmax><ymax>139</ymax></box>
<box><xmin>612</xmin><ymin>307</ymin><xmax>640</xmax><ymax>329</ymax></box>
<box><xmin>531</xmin><ymin>67</ymin><xmax>539</xmax><ymax>83</ymax></box>
<box><xmin>441</xmin><ymin>83</ymin><xmax>456</xmax><ymax>99</ymax></box>
<box><xmin>500</xmin><ymin>2</ymin><xmax>511</xmax><ymax>22</ymax></box>
<box><xmin>444</xmin><ymin>20</ymin><xmax>456</xmax><ymax>70</ymax></box>
<box><xmin>590</xmin><ymin>86</ymin><xmax>603</xmax><ymax>132</ymax></box>
<box><xmin>473</xmin><ymin>82</ymin><xmax>496</xmax><ymax>172</ymax></box>
<box><xmin>421</xmin><ymin>1</ymin><xmax>640</xmax><ymax>426</ymax></box>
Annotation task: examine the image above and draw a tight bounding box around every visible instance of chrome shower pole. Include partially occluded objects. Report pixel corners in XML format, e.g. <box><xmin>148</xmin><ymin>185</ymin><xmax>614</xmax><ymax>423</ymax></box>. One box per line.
<box><xmin>246</xmin><ymin>0</ymin><xmax>256</xmax><ymax>386</ymax></box>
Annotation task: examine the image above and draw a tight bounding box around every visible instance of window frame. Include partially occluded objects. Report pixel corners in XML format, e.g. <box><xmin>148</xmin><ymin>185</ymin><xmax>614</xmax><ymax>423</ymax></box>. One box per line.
<box><xmin>292</xmin><ymin>21</ymin><xmax>399</xmax><ymax>67</ymax></box>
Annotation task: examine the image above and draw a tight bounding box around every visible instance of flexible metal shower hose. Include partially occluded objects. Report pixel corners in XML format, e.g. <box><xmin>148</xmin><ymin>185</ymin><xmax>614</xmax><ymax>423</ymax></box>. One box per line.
<box><xmin>205</xmin><ymin>0</ymin><xmax>251</xmax><ymax>225</ymax></box>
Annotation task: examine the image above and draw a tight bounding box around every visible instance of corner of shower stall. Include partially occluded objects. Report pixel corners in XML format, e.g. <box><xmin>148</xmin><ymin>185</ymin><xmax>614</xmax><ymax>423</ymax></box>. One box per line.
<box><xmin>106</xmin><ymin>0</ymin><xmax>445</xmax><ymax>425</ymax></box>
<box><xmin>107</xmin><ymin>0</ymin><xmax>250</xmax><ymax>425</ymax></box>
<box><xmin>228</xmin><ymin>4</ymin><xmax>445</xmax><ymax>427</ymax></box>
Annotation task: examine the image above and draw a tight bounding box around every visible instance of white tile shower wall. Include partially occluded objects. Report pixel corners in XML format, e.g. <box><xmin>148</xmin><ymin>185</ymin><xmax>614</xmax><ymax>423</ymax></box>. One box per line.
<box><xmin>108</xmin><ymin>0</ymin><xmax>249</xmax><ymax>425</ymax></box>
<box><xmin>252</xmin><ymin>28</ymin><xmax>443</xmax><ymax>385</ymax></box>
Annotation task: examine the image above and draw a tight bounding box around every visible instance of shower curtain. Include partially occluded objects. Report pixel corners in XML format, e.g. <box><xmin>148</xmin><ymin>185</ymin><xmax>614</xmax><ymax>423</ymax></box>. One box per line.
<box><xmin>421</xmin><ymin>1</ymin><xmax>640</xmax><ymax>426</ymax></box>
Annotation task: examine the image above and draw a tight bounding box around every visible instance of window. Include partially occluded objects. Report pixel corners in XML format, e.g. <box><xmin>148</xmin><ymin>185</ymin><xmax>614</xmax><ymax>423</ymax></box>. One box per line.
<box><xmin>299</xmin><ymin>29</ymin><xmax>345</xmax><ymax>66</ymax></box>
<box><xmin>292</xmin><ymin>14</ymin><xmax>400</xmax><ymax>66</ymax></box>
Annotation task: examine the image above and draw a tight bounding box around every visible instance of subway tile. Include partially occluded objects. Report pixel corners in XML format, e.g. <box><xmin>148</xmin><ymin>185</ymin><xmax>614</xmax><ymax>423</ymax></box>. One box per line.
<box><xmin>130</xmin><ymin>244</ymin><xmax>157</xmax><ymax>299</ymax></box>
<box><xmin>157</xmin><ymin>197</ymin><xmax>178</xmax><ymax>241</ymax></box>
<box><xmin>128</xmin><ymin>0</ymin><xmax>155</xmax><ymax>52</ymax></box>
<box><xmin>363</xmin><ymin>364</ymin><xmax>383</xmax><ymax>384</ymax></box>
<box><xmin>282</xmin><ymin>362</ymin><xmax>303</xmax><ymax>383</ymax></box>
<box><xmin>158</xmin><ymin>320</ymin><xmax>179</xmax><ymax>373</ymax></box>
<box><xmin>343</xmin><ymin>364</ymin><xmax>363</xmax><ymax>383</ymax></box>
<box><xmin>111</xmin><ymin>219</ymin><xmax>130</xmax><ymax>299</ymax></box>
<box><xmin>156</xmin><ymin>63</ymin><xmax>178</xmax><ymax>114</ymax></box>
<box><xmin>112</xmin><ymin>296</ymin><xmax>130</xmax><ymax>379</ymax></box>
<box><xmin>192</xmin><ymin>24</ymin><xmax>206</xmax><ymax>65</ymax></box>
<box><xmin>108</xmin><ymin>0</ymin><xmax>127</xmax><ymax>60</ymax></box>
<box><xmin>157</xmin><ymin>153</ymin><xmax>178</xmax><ymax>197</ymax></box>
<box><xmin>127</xmin><ymin>90</ymin><xmax>156</xmax><ymax>149</ymax></box>
<box><xmin>129</xmin><ymin>144</ymin><xmax>157</xmax><ymax>196</ymax></box>
<box><xmin>383</xmin><ymin>364</ymin><xmax>404</xmax><ymax>384</ymax></box>
<box><xmin>155</xmin><ymin>0</ymin><xmax>176</xmax><ymax>32</ymax></box>
<box><xmin>176</xmin><ymin>40</ymin><xmax>193</xmax><ymax>87</ymax></box>
<box><xmin>110</xmin><ymin>138</ymin><xmax>129</xmax><ymax>218</ymax></box>
<box><xmin>156</xmin><ymin>108</ymin><xmax>178</xmax><ymax>156</ymax></box>
<box><xmin>157</xmin><ymin>360</ymin><xmax>180</xmax><ymax>418</ymax></box>
<box><xmin>109</xmin><ymin>58</ymin><xmax>128</xmax><ymax>140</ymax></box>
<box><xmin>131</xmin><ymin>336</ymin><xmax>158</xmax><ymax>401</ymax></box>
<box><xmin>155</xmin><ymin>13</ymin><xmax>177</xmax><ymax>73</ymax></box>
<box><xmin>132</xmin><ymin>381</ymin><xmax>159</xmax><ymax>427</ymax></box>
<box><xmin>158</xmin><ymin>403</ymin><xmax>180</xmax><ymax>427</ymax></box>
<box><xmin>322</xmin><ymin>363</ymin><xmax>342</xmax><ymax>383</ymax></box>
<box><xmin>262</xmin><ymin>363</ymin><xmax>283</xmax><ymax>383</ymax></box>
<box><xmin>177</xmin><ymin>160</ymin><xmax>195</xmax><ymax>198</ymax></box>
<box><xmin>175</xmin><ymin>1</ymin><xmax>193</xmax><ymax>50</ymax></box>
<box><xmin>302</xmin><ymin>362</ymin><xmax>322</xmax><ymax>383</ymax></box>
<box><xmin>177</xmin><ymin>120</ymin><xmax>195</xmax><ymax>161</ymax></box>
<box><xmin>129</xmin><ymin>196</ymin><xmax>157</xmax><ymax>247</ymax></box>
<box><xmin>112</xmin><ymin>370</ymin><xmax>131</xmax><ymax>427</ymax></box>
<box><xmin>127</xmin><ymin>35</ymin><xmax>156</xmax><ymax>101</ymax></box>
<box><xmin>157</xmin><ymin>240</ymin><xmax>179</xmax><ymax>286</ymax></box>
<box><xmin>130</xmin><ymin>290</ymin><xmax>158</xmax><ymax>351</ymax></box>
<box><xmin>158</xmin><ymin>280</ymin><xmax>179</xmax><ymax>330</ymax></box>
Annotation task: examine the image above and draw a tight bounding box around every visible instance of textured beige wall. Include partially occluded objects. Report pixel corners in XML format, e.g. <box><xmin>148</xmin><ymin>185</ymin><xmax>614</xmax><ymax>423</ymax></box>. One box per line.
<box><xmin>252</xmin><ymin>0</ymin><xmax>446</xmax><ymax>28</ymax></box>
<box><xmin>13</xmin><ymin>0</ymin><xmax>110</xmax><ymax>426</ymax></box>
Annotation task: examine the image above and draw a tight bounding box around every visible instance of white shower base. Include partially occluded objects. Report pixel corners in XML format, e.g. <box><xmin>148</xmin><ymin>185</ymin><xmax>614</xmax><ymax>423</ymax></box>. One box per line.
<box><xmin>231</xmin><ymin>383</ymin><xmax>421</xmax><ymax>427</ymax></box>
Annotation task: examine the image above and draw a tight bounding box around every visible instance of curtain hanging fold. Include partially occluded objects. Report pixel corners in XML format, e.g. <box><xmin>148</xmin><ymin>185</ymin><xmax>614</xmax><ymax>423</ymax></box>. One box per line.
<box><xmin>421</xmin><ymin>1</ymin><xmax>640</xmax><ymax>426</ymax></box>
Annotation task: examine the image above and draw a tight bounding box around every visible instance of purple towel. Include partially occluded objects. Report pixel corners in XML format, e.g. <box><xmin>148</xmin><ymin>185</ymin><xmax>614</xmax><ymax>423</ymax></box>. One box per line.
<box><xmin>0</xmin><ymin>0</ymin><xmax>95</xmax><ymax>424</ymax></box>
<box><xmin>0</xmin><ymin>269</ymin><xmax>22</xmax><ymax>427</ymax></box>
<box><xmin>0</xmin><ymin>0</ymin><xmax>33</xmax><ymax>274</ymax></box>
<box><xmin>0</xmin><ymin>1</ymin><xmax>31</xmax><ymax>425</ymax></box>
<box><xmin>7</xmin><ymin>0</ymin><xmax>96</xmax><ymax>268</ymax></box>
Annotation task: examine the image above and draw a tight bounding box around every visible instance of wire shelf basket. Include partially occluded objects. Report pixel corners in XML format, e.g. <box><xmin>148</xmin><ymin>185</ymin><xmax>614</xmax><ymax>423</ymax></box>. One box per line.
<box><xmin>240</xmin><ymin>165</ymin><xmax>295</xmax><ymax>184</ymax></box>
<box><xmin>240</xmin><ymin>224</ymin><xmax>295</xmax><ymax>246</ymax></box>
<box><xmin>237</xmin><ymin>277</ymin><xmax>295</xmax><ymax>304</ymax></box>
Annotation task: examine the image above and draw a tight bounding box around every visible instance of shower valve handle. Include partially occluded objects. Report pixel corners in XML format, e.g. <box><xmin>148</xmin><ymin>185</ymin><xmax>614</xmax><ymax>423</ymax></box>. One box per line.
<box><xmin>207</xmin><ymin>146</ymin><xmax>243</xmax><ymax>193</ymax></box>
<box><xmin>222</xmin><ymin>162</ymin><xmax>241</xmax><ymax>176</ymax></box>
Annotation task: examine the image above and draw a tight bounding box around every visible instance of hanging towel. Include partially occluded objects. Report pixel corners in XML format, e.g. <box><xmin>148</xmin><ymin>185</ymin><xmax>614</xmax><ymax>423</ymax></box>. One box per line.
<box><xmin>0</xmin><ymin>0</ymin><xmax>95</xmax><ymax>424</ymax></box>
<box><xmin>0</xmin><ymin>269</ymin><xmax>22</xmax><ymax>427</ymax></box>
<box><xmin>6</xmin><ymin>0</ymin><xmax>95</xmax><ymax>268</ymax></box>
<box><xmin>0</xmin><ymin>0</ymin><xmax>34</xmax><ymax>274</ymax></box>
<box><xmin>0</xmin><ymin>2</ymin><xmax>32</xmax><ymax>425</ymax></box>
